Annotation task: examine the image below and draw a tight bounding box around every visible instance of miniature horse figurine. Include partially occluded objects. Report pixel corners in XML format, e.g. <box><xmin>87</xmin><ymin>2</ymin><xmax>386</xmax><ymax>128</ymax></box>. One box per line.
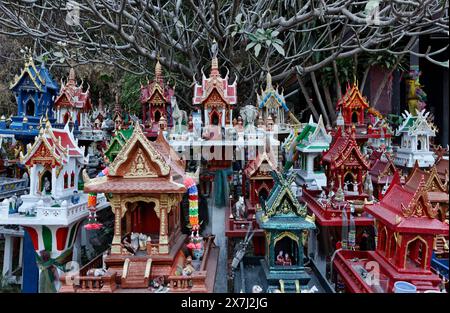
<box><xmin>234</xmin><ymin>196</ymin><xmax>246</xmax><ymax>220</ymax></box>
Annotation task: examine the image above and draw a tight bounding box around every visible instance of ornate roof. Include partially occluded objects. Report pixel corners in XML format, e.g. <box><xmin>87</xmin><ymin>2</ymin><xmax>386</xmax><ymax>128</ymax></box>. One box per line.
<box><xmin>256</xmin><ymin>72</ymin><xmax>288</xmax><ymax>111</ymax></box>
<box><xmin>295</xmin><ymin>115</ymin><xmax>331</xmax><ymax>152</ymax></box>
<box><xmin>244</xmin><ymin>150</ymin><xmax>277</xmax><ymax>178</ymax></box>
<box><xmin>54</xmin><ymin>68</ymin><xmax>91</xmax><ymax>110</ymax></box>
<box><xmin>104</xmin><ymin>127</ymin><xmax>134</xmax><ymax>162</ymax></box>
<box><xmin>396</xmin><ymin>109</ymin><xmax>437</xmax><ymax>136</ymax></box>
<box><xmin>10</xmin><ymin>56</ymin><xmax>58</xmax><ymax>92</ymax></box>
<box><xmin>192</xmin><ymin>54</ymin><xmax>237</xmax><ymax>107</ymax></box>
<box><xmin>84</xmin><ymin>122</ymin><xmax>186</xmax><ymax>194</ymax></box>
<box><xmin>322</xmin><ymin>127</ymin><xmax>370</xmax><ymax>170</ymax></box>
<box><xmin>140</xmin><ymin>60</ymin><xmax>174</xmax><ymax>105</ymax></box>
<box><xmin>369</xmin><ymin>157</ymin><xmax>397</xmax><ymax>184</ymax></box>
<box><xmin>404</xmin><ymin>162</ymin><xmax>448</xmax><ymax>202</ymax></box>
<box><xmin>336</xmin><ymin>82</ymin><xmax>369</xmax><ymax>111</ymax></box>
<box><xmin>264</xmin><ymin>172</ymin><xmax>307</xmax><ymax>218</ymax></box>
<box><xmin>365</xmin><ymin>175</ymin><xmax>448</xmax><ymax>234</ymax></box>
<box><xmin>20</xmin><ymin>120</ymin><xmax>86</xmax><ymax>167</ymax></box>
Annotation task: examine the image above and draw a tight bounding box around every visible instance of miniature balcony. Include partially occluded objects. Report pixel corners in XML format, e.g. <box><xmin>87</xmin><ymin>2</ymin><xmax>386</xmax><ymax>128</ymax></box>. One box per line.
<box><xmin>0</xmin><ymin>192</ymin><xmax>109</xmax><ymax>226</ymax></box>
<box><xmin>0</xmin><ymin>177</ymin><xmax>29</xmax><ymax>200</ymax></box>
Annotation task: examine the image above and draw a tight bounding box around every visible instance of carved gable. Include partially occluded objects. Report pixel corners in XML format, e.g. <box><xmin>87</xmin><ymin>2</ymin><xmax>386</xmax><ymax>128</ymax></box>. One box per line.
<box><xmin>109</xmin><ymin>122</ymin><xmax>170</xmax><ymax>177</ymax></box>
<box><xmin>204</xmin><ymin>89</ymin><xmax>227</xmax><ymax>109</ymax></box>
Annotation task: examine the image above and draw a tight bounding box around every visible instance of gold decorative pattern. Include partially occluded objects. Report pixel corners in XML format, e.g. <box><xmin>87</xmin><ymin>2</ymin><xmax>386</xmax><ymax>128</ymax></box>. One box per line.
<box><xmin>120</xmin><ymin>196</ymin><xmax>160</xmax><ymax>219</ymax></box>
<box><xmin>109</xmin><ymin>121</ymin><xmax>170</xmax><ymax>177</ymax></box>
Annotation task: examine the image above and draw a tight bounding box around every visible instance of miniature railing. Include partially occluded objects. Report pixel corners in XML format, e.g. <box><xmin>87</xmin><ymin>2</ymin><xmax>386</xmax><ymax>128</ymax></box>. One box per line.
<box><xmin>167</xmin><ymin>236</ymin><xmax>215</xmax><ymax>293</ymax></box>
<box><xmin>35</xmin><ymin>193</ymin><xmax>108</xmax><ymax>221</ymax></box>
<box><xmin>59</xmin><ymin>272</ymin><xmax>117</xmax><ymax>293</ymax></box>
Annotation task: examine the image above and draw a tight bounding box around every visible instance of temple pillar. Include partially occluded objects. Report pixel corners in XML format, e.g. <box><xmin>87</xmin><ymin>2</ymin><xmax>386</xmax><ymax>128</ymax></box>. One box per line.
<box><xmin>306</xmin><ymin>154</ymin><xmax>315</xmax><ymax>175</ymax></box>
<box><xmin>30</xmin><ymin>166</ymin><xmax>37</xmax><ymax>196</ymax></box>
<box><xmin>51</xmin><ymin>166</ymin><xmax>57</xmax><ymax>198</ymax></box>
<box><xmin>159</xmin><ymin>195</ymin><xmax>169</xmax><ymax>254</ymax></box>
<box><xmin>110</xmin><ymin>197</ymin><xmax>122</xmax><ymax>254</ymax></box>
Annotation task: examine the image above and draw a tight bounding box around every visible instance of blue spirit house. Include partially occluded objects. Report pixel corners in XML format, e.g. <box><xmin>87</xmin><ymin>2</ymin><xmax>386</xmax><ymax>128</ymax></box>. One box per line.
<box><xmin>0</xmin><ymin>56</ymin><xmax>59</xmax><ymax>143</ymax></box>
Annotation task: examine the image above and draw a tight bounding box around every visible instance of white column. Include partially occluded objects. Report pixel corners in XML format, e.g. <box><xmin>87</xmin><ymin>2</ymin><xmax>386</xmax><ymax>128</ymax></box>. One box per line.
<box><xmin>51</xmin><ymin>166</ymin><xmax>57</xmax><ymax>197</ymax></box>
<box><xmin>30</xmin><ymin>166</ymin><xmax>37</xmax><ymax>196</ymax></box>
<box><xmin>18</xmin><ymin>236</ymin><xmax>23</xmax><ymax>268</ymax></box>
<box><xmin>2</xmin><ymin>235</ymin><xmax>13</xmax><ymax>277</ymax></box>
<box><xmin>229</xmin><ymin>109</ymin><xmax>233</xmax><ymax>126</ymax></box>
<box><xmin>306</xmin><ymin>154</ymin><xmax>315</xmax><ymax>174</ymax></box>
<box><xmin>222</xmin><ymin>108</ymin><xmax>226</xmax><ymax>127</ymax></box>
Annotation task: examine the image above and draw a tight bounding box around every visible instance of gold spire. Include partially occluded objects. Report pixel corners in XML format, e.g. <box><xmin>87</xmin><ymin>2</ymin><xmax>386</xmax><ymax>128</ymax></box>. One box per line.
<box><xmin>68</xmin><ymin>67</ymin><xmax>76</xmax><ymax>84</ymax></box>
<box><xmin>155</xmin><ymin>59</ymin><xmax>162</xmax><ymax>78</ymax></box>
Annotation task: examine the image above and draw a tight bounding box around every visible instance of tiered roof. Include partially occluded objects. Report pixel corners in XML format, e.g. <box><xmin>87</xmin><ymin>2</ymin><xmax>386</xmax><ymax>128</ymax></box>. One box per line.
<box><xmin>84</xmin><ymin>122</ymin><xmax>186</xmax><ymax>194</ymax></box>
<box><xmin>365</xmin><ymin>176</ymin><xmax>447</xmax><ymax>234</ymax></box>
<box><xmin>192</xmin><ymin>52</ymin><xmax>237</xmax><ymax>107</ymax></box>
<box><xmin>322</xmin><ymin>127</ymin><xmax>370</xmax><ymax>170</ymax></box>
<box><xmin>404</xmin><ymin>162</ymin><xmax>448</xmax><ymax>203</ymax></box>
<box><xmin>140</xmin><ymin>60</ymin><xmax>174</xmax><ymax>105</ymax></box>
<box><xmin>244</xmin><ymin>150</ymin><xmax>277</xmax><ymax>178</ymax></box>
<box><xmin>295</xmin><ymin>115</ymin><xmax>331</xmax><ymax>152</ymax></box>
<box><xmin>396</xmin><ymin>109</ymin><xmax>437</xmax><ymax>136</ymax></box>
<box><xmin>10</xmin><ymin>56</ymin><xmax>59</xmax><ymax>92</ymax></box>
<box><xmin>20</xmin><ymin>120</ymin><xmax>86</xmax><ymax>167</ymax></box>
<box><xmin>54</xmin><ymin>68</ymin><xmax>91</xmax><ymax>111</ymax></box>
<box><xmin>256</xmin><ymin>72</ymin><xmax>288</xmax><ymax>111</ymax></box>
<box><xmin>369</xmin><ymin>156</ymin><xmax>397</xmax><ymax>185</ymax></box>
<box><xmin>336</xmin><ymin>82</ymin><xmax>369</xmax><ymax>112</ymax></box>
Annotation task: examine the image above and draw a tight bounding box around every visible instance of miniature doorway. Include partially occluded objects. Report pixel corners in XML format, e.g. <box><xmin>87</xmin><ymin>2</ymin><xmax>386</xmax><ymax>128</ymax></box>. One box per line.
<box><xmin>25</xmin><ymin>99</ymin><xmax>35</xmax><ymax>116</ymax></box>
<box><xmin>129</xmin><ymin>201</ymin><xmax>160</xmax><ymax>243</ymax></box>
<box><xmin>352</xmin><ymin>110</ymin><xmax>359</xmax><ymax>124</ymax></box>
<box><xmin>274</xmin><ymin>234</ymin><xmax>299</xmax><ymax>266</ymax></box>
<box><xmin>63</xmin><ymin>111</ymin><xmax>71</xmax><ymax>124</ymax></box>
<box><xmin>154</xmin><ymin>110</ymin><xmax>162</xmax><ymax>123</ymax></box>
<box><xmin>405</xmin><ymin>237</ymin><xmax>428</xmax><ymax>269</ymax></box>
<box><xmin>258</xmin><ymin>187</ymin><xmax>269</xmax><ymax>205</ymax></box>
<box><xmin>344</xmin><ymin>172</ymin><xmax>357</xmax><ymax>192</ymax></box>
<box><xmin>211</xmin><ymin>110</ymin><xmax>220</xmax><ymax>126</ymax></box>
<box><xmin>39</xmin><ymin>170</ymin><xmax>52</xmax><ymax>194</ymax></box>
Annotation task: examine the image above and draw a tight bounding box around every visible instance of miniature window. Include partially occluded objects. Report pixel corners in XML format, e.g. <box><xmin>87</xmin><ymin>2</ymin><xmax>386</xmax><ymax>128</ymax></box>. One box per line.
<box><xmin>25</xmin><ymin>98</ymin><xmax>35</xmax><ymax>116</ymax></box>
<box><xmin>274</xmin><ymin>235</ymin><xmax>298</xmax><ymax>266</ymax></box>
<box><xmin>71</xmin><ymin>172</ymin><xmax>75</xmax><ymax>187</ymax></box>
<box><xmin>64</xmin><ymin>172</ymin><xmax>69</xmax><ymax>189</ymax></box>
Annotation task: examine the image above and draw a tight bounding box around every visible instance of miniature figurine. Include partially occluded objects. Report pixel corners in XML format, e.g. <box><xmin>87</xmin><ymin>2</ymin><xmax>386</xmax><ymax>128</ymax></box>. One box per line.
<box><xmin>182</xmin><ymin>256</ymin><xmax>196</xmax><ymax>276</ymax></box>
<box><xmin>234</xmin><ymin>196</ymin><xmax>246</xmax><ymax>219</ymax></box>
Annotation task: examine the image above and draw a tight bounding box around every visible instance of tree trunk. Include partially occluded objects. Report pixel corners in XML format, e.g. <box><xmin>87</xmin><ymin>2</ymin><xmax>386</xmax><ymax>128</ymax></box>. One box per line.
<box><xmin>296</xmin><ymin>74</ymin><xmax>319</xmax><ymax>120</ymax></box>
<box><xmin>310</xmin><ymin>71</ymin><xmax>331</xmax><ymax>126</ymax></box>
<box><xmin>360</xmin><ymin>66</ymin><xmax>371</xmax><ymax>93</ymax></box>
<box><xmin>323</xmin><ymin>84</ymin><xmax>337</xmax><ymax>123</ymax></box>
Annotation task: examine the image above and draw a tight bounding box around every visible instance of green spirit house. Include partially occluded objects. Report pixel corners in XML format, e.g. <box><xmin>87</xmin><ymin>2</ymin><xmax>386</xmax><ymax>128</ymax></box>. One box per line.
<box><xmin>257</xmin><ymin>171</ymin><xmax>315</xmax><ymax>292</ymax></box>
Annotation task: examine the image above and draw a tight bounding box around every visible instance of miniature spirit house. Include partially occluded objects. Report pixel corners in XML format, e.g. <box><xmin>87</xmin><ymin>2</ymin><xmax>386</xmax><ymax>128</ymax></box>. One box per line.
<box><xmin>54</xmin><ymin>68</ymin><xmax>92</xmax><ymax>129</ymax></box>
<box><xmin>394</xmin><ymin>110</ymin><xmax>437</xmax><ymax>168</ymax></box>
<box><xmin>322</xmin><ymin>127</ymin><xmax>371</xmax><ymax>196</ymax></box>
<box><xmin>76</xmin><ymin>123</ymin><xmax>218</xmax><ymax>292</ymax></box>
<box><xmin>291</xmin><ymin>115</ymin><xmax>332</xmax><ymax>189</ymax></box>
<box><xmin>243</xmin><ymin>149</ymin><xmax>277</xmax><ymax>208</ymax></box>
<box><xmin>257</xmin><ymin>73</ymin><xmax>289</xmax><ymax>129</ymax></box>
<box><xmin>140</xmin><ymin>61</ymin><xmax>174</xmax><ymax>137</ymax></box>
<box><xmin>404</xmin><ymin>162</ymin><xmax>448</xmax><ymax>222</ymax></box>
<box><xmin>0</xmin><ymin>56</ymin><xmax>59</xmax><ymax>141</ymax></box>
<box><xmin>192</xmin><ymin>48</ymin><xmax>237</xmax><ymax>128</ymax></box>
<box><xmin>257</xmin><ymin>172</ymin><xmax>315</xmax><ymax>292</ymax></box>
<box><xmin>336</xmin><ymin>82</ymin><xmax>369</xmax><ymax>126</ymax></box>
<box><xmin>333</xmin><ymin>177</ymin><xmax>448</xmax><ymax>292</ymax></box>
<box><xmin>0</xmin><ymin>120</ymin><xmax>108</xmax><ymax>292</ymax></box>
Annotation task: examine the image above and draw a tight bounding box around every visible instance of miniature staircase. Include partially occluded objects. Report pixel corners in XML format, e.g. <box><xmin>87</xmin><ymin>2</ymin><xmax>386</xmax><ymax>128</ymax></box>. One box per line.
<box><xmin>434</xmin><ymin>235</ymin><xmax>448</xmax><ymax>255</ymax></box>
<box><xmin>120</xmin><ymin>258</ymin><xmax>152</xmax><ymax>289</ymax></box>
<box><xmin>277</xmin><ymin>279</ymin><xmax>302</xmax><ymax>293</ymax></box>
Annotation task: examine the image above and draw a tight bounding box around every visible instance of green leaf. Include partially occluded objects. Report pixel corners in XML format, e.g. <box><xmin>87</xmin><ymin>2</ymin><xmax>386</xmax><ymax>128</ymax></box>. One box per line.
<box><xmin>272</xmin><ymin>42</ymin><xmax>285</xmax><ymax>56</ymax></box>
<box><xmin>246</xmin><ymin>42</ymin><xmax>257</xmax><ymax>51</ymax></box>
<box><xmin>254</xmin><ymin>43</ymin><xmax>262</xmax><ymax>57</ymax></box>
<box><xmin>235</xmin><ymin>13</ymin><xmax>242</xmax><ymax>24</ymax></box>
<box><xmin>265</xmin><ymin>40</ymin><xmax>271</xmax><ymax>46</ymax></box>
<box><xmin>271</xmin><ymin>30</ymin><xmax>279</xmax><ymax>37</ymax></box>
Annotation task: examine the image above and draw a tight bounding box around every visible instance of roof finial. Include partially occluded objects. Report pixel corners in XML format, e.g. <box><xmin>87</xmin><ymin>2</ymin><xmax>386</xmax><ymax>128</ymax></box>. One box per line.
<box><xmin>155</xmin><ymin>54</ymin><xmax>162</xmax><ymax>79</ymax></box>
<box><xmin>68</xmin><ymin>67</ymin><xmax>76</xmax><ymax>84</ymax></box>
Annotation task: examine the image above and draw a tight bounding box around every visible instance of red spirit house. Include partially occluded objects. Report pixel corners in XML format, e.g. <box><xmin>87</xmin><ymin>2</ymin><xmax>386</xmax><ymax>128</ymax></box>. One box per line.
<box><xmin>322</xmin><ymin>127</ymin><xmax>371</xmax><ymax>197</ymax></box>
<box><xmin>333</xmin><ymin>176</ymin><xmax>448</xmax><ymax>293</ymax></box>
<box><xmin>140</xmin><ymin>61</ymin><xmax>174</xmax><ymax>138</ymax></box>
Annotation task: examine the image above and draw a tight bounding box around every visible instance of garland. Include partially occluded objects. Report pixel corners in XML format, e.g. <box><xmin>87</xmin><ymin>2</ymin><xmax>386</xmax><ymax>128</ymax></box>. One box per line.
<box><xmin>84</xmin><ymin>167</ymin><xmax>108</xmax><ymax>230</ymax></box>
<box><xmin>184</xmin><ymin>177</ymin><xmax>203</xmax><ymax>256</ymax></box>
